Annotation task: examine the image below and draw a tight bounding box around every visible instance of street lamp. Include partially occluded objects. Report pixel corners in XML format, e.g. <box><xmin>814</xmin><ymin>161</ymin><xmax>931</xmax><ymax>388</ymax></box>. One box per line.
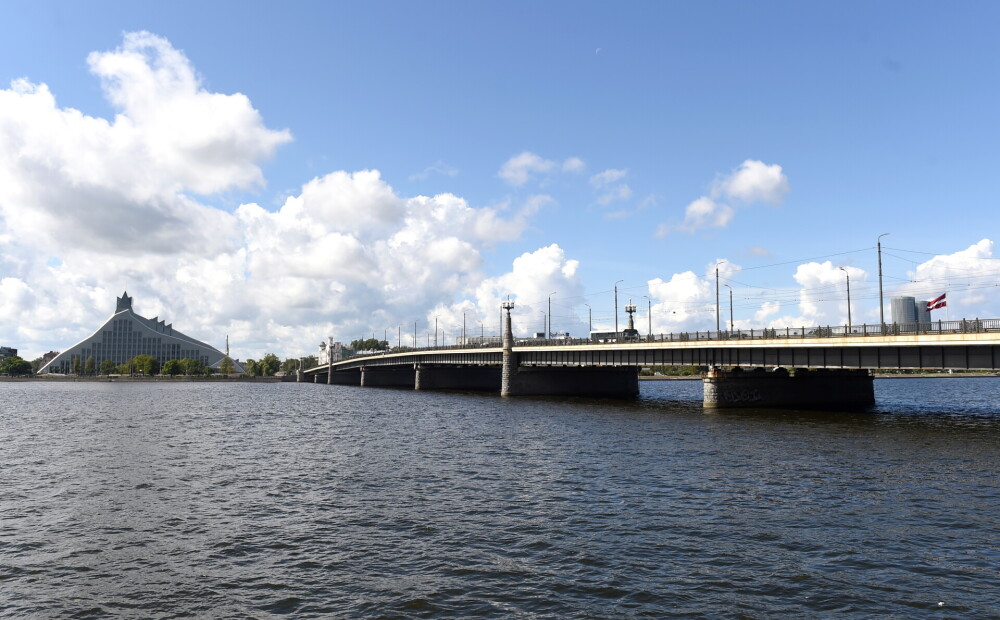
<box><xmin>435</xmin><ymin>316</ymin><xmax>438</xmax><ymax>348</ymax></box>
<box><xmin>642</xmin><ymin>295</ymin><xmax>652</xmax><ymax>339</ymax></box>
<box><xmin>614</xmin><ymin>280</ymin><xmax>624</xmax><ymax>338</ymax></box>
<box><xmin>723</xmin><ymin>284</ymin><xmax>733</xmax><ymax>331</ymax></box>
<box><xmin>840</xmin><ymin>267</ymin><xmax>852</xmax><ymax>330</ymax></box>
<box><xmin>878</xmin><ymin>233</ymin><xmax>889</xmax><ymax>331</ymax></box>
<box><xmin>548</xmin><ymin>291</ymin><xmax>557</xmax><ymax>338</ymax></box>
<box><xmin>584</xmin><ymin>303</ymin><xmax>592</xmax><ymax>334</ymax></box>
<box><xmin>715</xmin><ymin>260</ymin><xmax>726</xmax><ymax>334</ymax></box>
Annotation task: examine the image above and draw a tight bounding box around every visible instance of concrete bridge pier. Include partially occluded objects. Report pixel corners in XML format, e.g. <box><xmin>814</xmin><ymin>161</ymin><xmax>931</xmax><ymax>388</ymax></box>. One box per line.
<box><xmin>329</xmin><ymin>370</ymin><xmax>361</xmax><ymax>386</ymax></box>
<box><xmin>507</xmin><ymin>365</ymin><xmax>640</xmax><ymax>398</ymax></box>
<box><xmin>499</xmin><ymin>300</ymin><xmax>638</xmax><ymax>397</ymax></box>
<box><xmin>360</xmin><ymin>366</ymin><xmax>416</xmax><ymax>388</ymax></box>
<box><xmin>704</xmin><ymin>367</ymin><xmax>874</xmax><ymax>411</ymax></box>
<box><xmin>415</xmin><ymin>364</ymin><xmax>501</xmax><ymax>391</ymax></box>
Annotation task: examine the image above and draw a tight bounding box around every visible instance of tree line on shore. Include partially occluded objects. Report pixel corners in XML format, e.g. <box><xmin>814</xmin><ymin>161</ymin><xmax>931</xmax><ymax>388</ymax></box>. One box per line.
<box><xmin>1</xmin><ymin>352</ymin><xmax>320</xmax><ymax>377</ymax></box>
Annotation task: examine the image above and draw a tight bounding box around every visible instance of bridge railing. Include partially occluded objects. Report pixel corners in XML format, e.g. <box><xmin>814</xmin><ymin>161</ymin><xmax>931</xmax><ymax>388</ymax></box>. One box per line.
<box><xmin>334</xmin><ymin>317</ymin><xmax>1000</xmax><ymax>361</ymax></box>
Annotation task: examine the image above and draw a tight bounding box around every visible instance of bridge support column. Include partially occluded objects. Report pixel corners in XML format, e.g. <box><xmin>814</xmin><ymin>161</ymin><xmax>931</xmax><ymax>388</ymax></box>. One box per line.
<box><xmin>704</xmin><ymin>367</ymin><xmax>874</xmax><ymax>411</ymax></box>
<box><xmin>329</xmin><ymin>370</ymin><xmax>361</xmax><ymax>385</ymax></box>
<box><xmin>501</xmin><ymin>301</ymin><xmax>516</xmax><ymax>397</ymax></box>
<box><xmin>314</xmin><ymin>374</ymin><xmax>319</xmax><ymax>383</ymax></box>
<box><xmin>360</xmin><ymin>366</ymin><xmax>416</xmax><ymax>388</ymax></box>
<box><xmin>505</xmin><ymin>365</ymin><xmax>640</xmax><ymax>398</ymax></box>
<box><xmin>415</xmin><ymin>364</ymin><xmax>501</xmax><ymax>391</ymax></box>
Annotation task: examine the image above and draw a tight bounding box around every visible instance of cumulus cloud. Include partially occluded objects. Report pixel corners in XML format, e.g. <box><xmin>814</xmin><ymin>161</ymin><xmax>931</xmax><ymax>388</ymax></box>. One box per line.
<box><xmin>409</xmin><ymin>161</ymin><xmax>459</xmax><ymax>181</ymax></box>
<box><xmin>893</xmin><ymin>239</ymin><xmax>998</xmax><ymax>318</ymax></box>
<box><xmin>498</xmin><ymin>151</ymin><xmax>556</xmax><ymax>186</ymax></box>
<box><xmin>589</xmin><ymin>168</ymin><xmax>627</xmax><ymax>187</ymax></box>
<box><xmin>562</xmin><ymin>157</ymin><xmax>586</xmax><ymax>173</ymax></box>
<box><xmin>0</xmin><ymin>31</ymin><xmax>290</xmax><ymax>256</ymax></box>
<box><xmin>662</xmin><ymin>159</ymin><xmax>789</xmax><ymax>234</ymax></box>
<box><xmin>0</xmin><ymin>33</ymin><xmax>552</xmax><ymax>360</ymax></box>
<box><xmin>498</xmin><ymin>152</ymin><xmax>586</xmax><ymax>186</ymax></box>
<box><xmin>714</xmin><ymin>159</ymin><xmax>790</xmax><ymax>205</ymax></box>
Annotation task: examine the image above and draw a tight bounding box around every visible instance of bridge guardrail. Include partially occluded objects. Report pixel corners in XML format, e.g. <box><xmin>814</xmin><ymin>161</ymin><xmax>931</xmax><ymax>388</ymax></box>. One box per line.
<box><xmin>334</xmin><ymin>317</ymin><xmax>999</xmax><ymax>362</ymax></box>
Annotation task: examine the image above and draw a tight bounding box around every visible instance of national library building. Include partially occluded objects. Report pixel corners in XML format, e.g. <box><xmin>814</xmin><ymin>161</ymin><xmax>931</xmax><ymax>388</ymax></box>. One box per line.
<box><xmin>39</xmin><ymin>292</ymin><xmax>241</xmax><ymax>374</ymax></box>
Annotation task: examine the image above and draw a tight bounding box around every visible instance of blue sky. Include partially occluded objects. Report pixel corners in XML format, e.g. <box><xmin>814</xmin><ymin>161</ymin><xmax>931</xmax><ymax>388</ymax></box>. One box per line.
<box><xmin>2</xmin><ymin>1</ymin><xmax>998</xmax><ymax>359</ymax></box>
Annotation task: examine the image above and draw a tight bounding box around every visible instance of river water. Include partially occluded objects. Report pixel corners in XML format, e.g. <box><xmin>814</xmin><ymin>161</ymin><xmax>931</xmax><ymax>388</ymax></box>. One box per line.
<box><xmin>1</xmin><ymin>378</ymin><xmax>998</xmax><ymax>618</ymax></box>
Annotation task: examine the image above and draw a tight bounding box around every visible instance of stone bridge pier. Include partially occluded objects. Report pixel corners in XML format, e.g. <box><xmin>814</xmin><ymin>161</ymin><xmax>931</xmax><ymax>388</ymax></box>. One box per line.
<box><xmin>500</xmin><ymin>301</ymin><xmax>639</xmax><ymax>398</ymax></box>
<box><xmin>704</xmin><ymin>367</ymin><xmax>874</xmax><ymax>411</ymax></box>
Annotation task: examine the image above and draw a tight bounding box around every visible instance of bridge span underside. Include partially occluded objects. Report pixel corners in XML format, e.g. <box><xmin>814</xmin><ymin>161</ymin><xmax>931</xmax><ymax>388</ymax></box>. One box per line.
<box><xmin>303</xmin><ymin>336</ymin><xmax>1000</xmax><ymax>410</ymax></box>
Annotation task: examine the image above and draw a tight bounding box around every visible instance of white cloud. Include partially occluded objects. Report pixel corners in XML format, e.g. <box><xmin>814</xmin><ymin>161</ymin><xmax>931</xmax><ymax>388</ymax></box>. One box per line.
<box><xmin>714</xmin><ymin>159</ymin><xmax>790</xmax><ymax>205</ymax></box>
<box><xmin>0</xmin><ymin>31</ymin><xmax>290</xmax><ymax>256</ymax></box>
<box><xmin>893</xmin><ymin>239</ymin><xmax>998</xmax><ymax>318</ymax></box>
<box><xmin>676</xmin><ymin>197</ymin><xmax>734</xmax><ymax>233</ymax></box>
<box><xmin>597</xmin><ymin>184</ymin><xmax>632</xmax><ymax>206</ymax></box>
<box><xmin>0</xmin><ymin>33</ymin><xmax>552</xmax><ymax>360</ymax></box>
<box><xmin>660</xmin><ymin>159</ymin><xmax>789</xmax><ymax>235</ymax></box>
<box><xmin>589</xmin><ymin>168</ymin><xmax>627</xmax><ymax>187</ymax></box>
<box><xmin>562</xmin><ymin>157</ymin><xmax>586</xmax><ymax>173</ymax></box>
<box><xmin>498</xmin><ymin>151</ymin><xmax>556</xmax><ymax>186</ymax></box>
<box><xmin>409</xmin><ymin>160</ymin><xmax>459</xmax><ymax>181</ymax></box>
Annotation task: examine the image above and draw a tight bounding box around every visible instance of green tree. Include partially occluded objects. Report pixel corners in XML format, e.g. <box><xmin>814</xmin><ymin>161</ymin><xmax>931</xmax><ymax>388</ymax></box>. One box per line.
<box><xmin>219</xmin><ymin>357</ymin><xmax>235</xmax><ymax>375</ymax></box>
<box><xmin>84</xmin><ymin>356</ymin><xmax>95</xmax><ymax>375</ymax></box>
<box><xmin>180</xmin><ymin>358</ymin><xmax>205</xmax><ymax>376</ymax></box>
<box><xmin>99</xmin><ymin>360</ymin><xmax>116</xmax><ymax>375</ymax></box>
<box><xmin>130</xmin><ymin>354</ymin><xmax>159</xmax><ymax>376</ymax></box>
<box><xmin>349</xmin><ymin>338</ymin><xmax>388</xmax><ymax>352</ymax></box>
<box><xmin>281</xmin><ymin>358</ymin><xmax>298</xmax><ymax>374</ymax></box>
<box><xmin>302</xmin><ymin>355</ymin><xmax>317</xmax><ymax>369</ymax></box>
<box><xmin>162</xmin><ymin>359</ymin><xmax>181</xmax><ymax>376</ymax></box>
<box><xmin>260</xmin><ymin>353</ymin><xmax>281</xmax><ymax>376</ymax></box>
<box><xmin>0</xmin><ymin>356</ymin><xmax>32</xmax><ymax>376</ymax></box>
<box><xmin>243</xmin><ymin>359</ymin><xmax>260</xmax><ymax>376</ymax></box>
<box><xmin>71</xmin><ymin>356</ymin><xmax>81</xmax><ymax>375</ymax></box>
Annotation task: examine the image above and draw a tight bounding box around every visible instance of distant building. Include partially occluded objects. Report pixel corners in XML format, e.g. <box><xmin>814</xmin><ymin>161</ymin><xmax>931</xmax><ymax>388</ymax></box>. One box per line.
<box><xmin>0</xmin><ymin>346</ymin><xmax>17</xmax><ymax>361</ymax></box>
<box><xmin>39</xmin><ymin>292</ymin><xmax>242</xmax><ymax>374</ymax></box>
<box><xmin>890</xmin><ymin>296</ymin><xmax>932</xmax><ymax>329</ymax></box>
<box><xmin>317</xmin><ymin>338</ymin><xmax>344</xmax><ymax>365</ymax></box>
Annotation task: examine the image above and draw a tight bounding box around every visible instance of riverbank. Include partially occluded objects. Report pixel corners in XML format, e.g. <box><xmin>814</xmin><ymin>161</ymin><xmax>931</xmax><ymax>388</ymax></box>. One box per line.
<box><xmin>0</xmin><ymin>375</ymin><xmax>284</xmax><ymax>382</ymax></box>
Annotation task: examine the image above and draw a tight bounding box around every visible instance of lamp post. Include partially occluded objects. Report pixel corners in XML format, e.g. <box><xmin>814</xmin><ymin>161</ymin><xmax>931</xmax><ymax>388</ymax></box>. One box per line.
<box><xmin>715</xmin><ymin>260</ymin><xmax>726</xmax><ymax>334</ymax></box>
<box><xmin>723</xmin><ymin>284</ymin><xmax>733</xmax><ymax>331</ymax></box>
<box><xmin>584</xmin><ymin>303</ymin><xmax>592</xmax><ymax>334</ymax></box>
<box><xmin>548</xmin><ymin>291</ymin><xmax>556</xmax><ymax>338</ymax></box>
<box><xmin>840</xmin><ymin>267</ymin><xmax>852</xmax><ymax>329</ymax></box>
<box><xmin>614</xmin><ymin>280</ymin><xmax>624</xmax><ymax>338</ymax></box>
<box><xmin>463</xmin><ymin>311</ymin><xmax>466</xmax><ymax>345</ymax></box>
<box><xmin>642</xmin><ymin>295</ymin><xmax>652</xmax><ymax>339</ymax></box>
<box><xmin>435</xmin><ymin>316</ymin><xmax>438</xmax><ymax>348</ymax></box>
<box><xmin>878</xmin><ymin>233</ymin><xmax>889</xmax><ymax>331</ymax></box>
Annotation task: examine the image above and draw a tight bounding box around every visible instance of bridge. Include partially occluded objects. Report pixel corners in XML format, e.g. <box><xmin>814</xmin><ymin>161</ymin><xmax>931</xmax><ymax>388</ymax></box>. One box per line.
<box><xmin>303</xmin><ymin>311</ymin><xmax>1000</xmax><ymax>410</ymax></box>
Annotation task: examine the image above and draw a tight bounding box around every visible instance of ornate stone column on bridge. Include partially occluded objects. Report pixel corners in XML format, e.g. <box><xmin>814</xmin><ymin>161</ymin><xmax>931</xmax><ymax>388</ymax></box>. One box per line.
<box><xmin>500</xmin><ymin>300</ymin><xmax>516</xmax><ymax>397</ymax></box>
<box><xmin>327</xmin><ymin>336</ymin><xmax>333</xmax><ymax>385</ymax></box>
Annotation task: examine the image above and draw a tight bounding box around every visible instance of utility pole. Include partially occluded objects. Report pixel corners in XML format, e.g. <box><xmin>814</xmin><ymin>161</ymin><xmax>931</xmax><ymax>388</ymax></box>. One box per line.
<box><xmin>715</xmin><ymin>261</ymin><xmax>726</xmax><ymax>334</ymax></box>
<box><xmin>724</xmin><ymin>284</ymin><xmax>733</xmax><ymax>331</ymax></box>
<box><xmin>878</xmin><ymin>233</ymin><xmax>889</xmax><ymax>332</ymax></box>
<box><xmin>840</xmin><ymin>267</ymin><xmax>852</xmax><ymax>329</ymax></box>
<box><xmin>584</xmin><ymin>303</ymin><xmax>592</xmax><ymax>334</ymax></box>
<box><xmin>614</xmin><ymin>280</ymin><xmax>623</xmax><ymax>338</ymax></box>
<box><xmin>548</xmin><ymin>292</ymin><xmax>556</xmax><ymax>338</ymax></box>
<box><xmin>642</xmin><ymin>295</ymin><xmax>652</xmax><ymax>338</ymax></box>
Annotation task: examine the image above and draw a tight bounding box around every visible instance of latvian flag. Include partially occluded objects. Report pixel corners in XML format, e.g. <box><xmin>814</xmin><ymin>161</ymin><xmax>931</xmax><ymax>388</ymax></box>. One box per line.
<box><xmin>927</xmin><ymin>293</ymin><xmax>947</xmax><ymax>310</ymax></box>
